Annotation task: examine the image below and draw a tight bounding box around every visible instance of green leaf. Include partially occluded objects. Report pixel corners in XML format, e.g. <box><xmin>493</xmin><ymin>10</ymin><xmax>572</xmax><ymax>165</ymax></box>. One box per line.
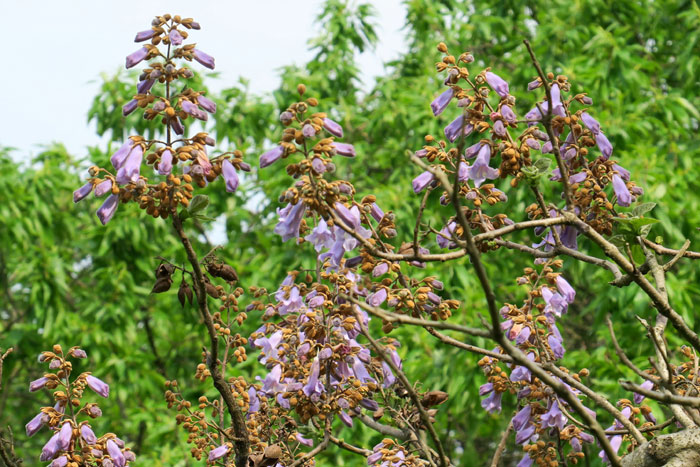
<box><xmin>188</xmin><ymin>195</ymin><xmax>209</xmax><ymax>215</ymax></box>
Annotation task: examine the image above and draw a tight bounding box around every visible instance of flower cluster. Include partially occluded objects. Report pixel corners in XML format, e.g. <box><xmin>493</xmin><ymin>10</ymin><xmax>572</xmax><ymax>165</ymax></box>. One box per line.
<box><xmin>73</xmin><ymin>14</ymin><xmax>246</xmax><ymax>225</ymax></box>
<box><xmin>26</xmin><ymin>345</ymin><xmax>134</xmax><ymax>466</ymax></box>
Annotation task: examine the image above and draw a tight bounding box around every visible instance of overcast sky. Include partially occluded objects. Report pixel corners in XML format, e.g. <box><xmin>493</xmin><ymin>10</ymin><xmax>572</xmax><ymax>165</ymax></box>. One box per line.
<box><xmin>1</xmin><ymin>1</ymin><xmax>405</xmax><ymax>160</ymax></box>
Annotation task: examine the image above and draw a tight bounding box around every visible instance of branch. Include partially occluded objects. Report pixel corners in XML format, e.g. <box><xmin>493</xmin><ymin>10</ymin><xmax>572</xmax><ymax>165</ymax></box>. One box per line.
<box><xmin>171</xmin><ymin>213</ymin><xmax>250</xmax><ymax>467</ymax></box>
<box><xmin>620</xmin><ymin>381</ymin><xmax>700</xmax><ymax>408</ymax></box>
<box><xmin>489</xmin><ymin>421</ymin><xmax>513</xmax><ymax>467</ymax></box>
<box><xmin>621</xmin><ymin>428</ymin><xmax>700</xmax><ymax>467</ymax></box>
<box><xmin>642</xmin><ymin>238</ymin><xmax>700</xmax><ymax>260</ymax></box>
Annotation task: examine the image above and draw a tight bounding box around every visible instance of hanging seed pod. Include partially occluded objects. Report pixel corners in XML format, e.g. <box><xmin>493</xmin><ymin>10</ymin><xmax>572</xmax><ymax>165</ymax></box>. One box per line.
<box><xmin>151</xmin><ymin>276</ymin><xmax>173</xmax><ymax>293</ymax></box>
<box><xmin>206</xmin><ymin>262</ymin><xmax>238</xmax><ymax>282</ymax></box>
<box><xmin>155</xmin><ymin>262</ymin><xmax>175</xmax><ymax>279</ymax></box>
<box><xmin>177</xmin><ymin>280</ymin><xmax>193</xmax><ymax>307</ymax></box>
<box><xmin>421</xmin><ymin>390</ymin><xmax>449</xmax><ymax>408</ymax></box>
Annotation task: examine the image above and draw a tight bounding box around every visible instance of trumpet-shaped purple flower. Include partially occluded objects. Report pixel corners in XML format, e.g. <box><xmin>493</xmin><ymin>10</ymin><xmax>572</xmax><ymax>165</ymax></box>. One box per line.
<box><xmin>168</xmin><ymin>29</ymin><xmax>183</xmax><ymax>45</ymax></box>
<box><xmin>484</xmin><ymin>71</ymin><xmax>509</xmax><ymax>97</ymax></box>
<box><xmin>525</xmin><ymin>106</ymin><xmax>543</xmax><ymax>125</ymax></box>
<box><xmin>193</xmin><ymin>49</ymin><xmax>215</xmax><ymax>69</ymax></box>
<box><xmin>96</xmin><ymin>194</ymin><xmax>119</xmax><ymax>225</ymax></box>
<box><xmin>26</xmin><ymin>411</ymin><xmax>47</xmax><ymax>436</ymax></box>
<box><xmin>430</xmin><ymin>88</ymin><xmax>455</xmax><ymax>116</ymax></box>
<box><xmin>107</xmin><ymin>439</ymin><xmax>126</xmax><ymax>467</ymax></box>
<box><xmin>110</xmin><ymin>141</ymin><xmax>132</xmax><ymax>170</ymax></box>
<box><xmin>305</xmin><ymin>218</ymin><xmax>335</xmax><ymax>252</ymax></box>
<box><xmin>94</xmin><ymin>180</ymin><xmax>113</xmax><ymax>197</ymax></box>
<box><xmin>29</xmin><ymin>376</ymin><xmax>49</xmax><ymax>392</ymax></box>
<box><xmin>469</xmin><ymin>144</ymin><xmax>499</xmax><ymax>187</ymax></box>
<box><xmin>40</xmin><ymin>433</ymin><xmax>60</xmax><ymax>461</ymax></box>
<box><xmin>501</xmin><ymin>105</ymin><xmax>516</xmax><ymax>123</ymax></box>
<box><xmin>548</xmin><ymin>334</ymin><xmax>565</xmax><ymax>359</ymax></box>
<box><xmin>277</xmin><ymin>286</ymin><xmax>303</xmax><ymax>315</ymax></box>
<box><xmin>260</xmin><ymin>145</ymin><xmax>284</xmax><ymax>168</ymax></box>
<box><xmin>125</xmin><ymin>47</ymin><xmax>148</xmax><ymax>69</ymax></box>
<box><xmin>170</xmin><ymin>117</ymin><xmax>184</xmax><ymax>135</ymax></box>
<box><xmin>541</xmin><ymin>399</ymin><xmax>567</xmax><ymax>430</ymax></box>
<box><xmin>515</xmin><ymin>423</ymin><xmax>537</xmax><ymax>445</ymax></box>
<box><xmin>274</xmin><ymin>202</ymin><xmax>306</xmax><ymax>242</ymax></box>
<box><xmin>367</xmin><ymin>288</ymin><xmax>387</xmax><ymax>307</ymax></box>
<box><xmin>596</xmin><ymin>132</ymin><xmax>613</xmax><ymax>159</ymax></box>
<box><xmin>137</xmin><ymin>78</ymin><xmax>154</xmax><ymax>94</ymax></box>
<box><xmin>157</xmin><ymin>149</ymin><xmax>173</xmax><ymax>175</ymax></box>
<box><xmin>481</xmin><ymin>390</ymin><xmax>502</xmax><ymax>413</ymax></box>
<box><xmin>444</xmin><ymin>114</ymin><xmax>473</xmax><ymax>142</ymax></box>
<box><xmin>634</xmin><ymin>379</ymin><xmax>654</xmax><ymax>405</ymax></box>
<box><xmin>613</xmin><ymin>164</ymin><xmax>631</xmax><ymax>181</ymax></box>
<box><xmin>134</xmin><ymin>30</ymin><xmax>156</xmax><ymax>42</ymax></box>
<box><xmin>81</xmin><ymin>424</ymin><xmax>98</xmax><ymax>444</ymax></box>
<box><xmin>412</xmin><ymin>171</ymin><xmax>435</xmax><ymax>193</ymax></box>
<box><xmin>303</xmin><ymin>358</ymin><xmax>324</xmax><ymax>399</ymax></box>
<box><xmin>437</xmin><ymin>221</ymin><xmax>457</xmax><ymax>249</ymax></box>
<box><xmin>580</xmin><ymin>112</ymin><xmax>600</xmax><ymax>134</ymax></box>
<box><xmin>86</xmin><ymin>375</ymin><xmax>110</xmax><ymax>398</ymax></box>
<box><xmin>122</xmin><ymin>99</ymin><xmax>138</xmax><ymax>116</ymax></box>
<box><xmin>493</xmin><ymin>120</ymin><xmax>506</xmax><ymax>137</ymax></box>
<box><xmin>372</xmin><ymin>262</ymin><xmax>389</xmax><ymax>276</ymax></box>
<box><xmin>332</xmin><ymin>142</ymin><xmax>356</xmax><ymax>157</ymax></box>
<box><xmin>541</xmin><ymin>287</ymin><xmax>568</xmax><ymax>317</ymax></box>
<box><xmin>57</xmin><ymin>422</ymin><xmax>73</xmax><ymax>450</ymax></box>
<box><xmin>221</xmin><ymin>159</ymin><xmax>239</xmax><ymax>193</ymax></box>
<box><xmin>197</xmin><ymin>95</ymin><xmax>216</xmax><ymax>113</ymax></box>
<box><xmin>115</xmin><ymin>144</ymin><xmax>143</xmax><ymax>184</ymax></box>
<box><xmin>512</xmin><ymin>405</ymin><xmax>531</xmax><ymax>432</ymax></box>
<box><xmin>370</xmin><ymin>203</ymin><xmax>384</xmax><ymax>222</ymax></box>
<box><xmin>181</xmin><ymin>100</ymin><xmax>208</xmax><ymax>121</ymax></box>
<box><xmin>73</xmin><ymin>183</ymin><xmax>93</xmax><ymax>203</ymax></box>
<box><xmin>323</xmin><ymin>118</ymin><xmax>343</xmax><ymax>137</ymax></box>
<box><xmin>50</xmin><ymin>456</ymin><xmax>68</xmax><ymax>467</ymax></box>
<box><xmin>556</xmin><ymin>276</ymin><xmax>576</xmax><ymax>303</ymax></box>
<box><xmin>302</xmin><ymin>123</ymin><xmax>316</xmax><ymax>138</ymax></box>
<box><xmin>612</xmin><ymin>174</ymin><xmax>632</xmax><ymax>206</ymax></box>
<box><xmin>549</xmin><ymin>84</ymin><xmax>566</xmax><ymax>117</ymax></box>
<box><xmin>295</xmin><ymin>433</ymin><xmax>313</xmax><ymax>447</ymax></box>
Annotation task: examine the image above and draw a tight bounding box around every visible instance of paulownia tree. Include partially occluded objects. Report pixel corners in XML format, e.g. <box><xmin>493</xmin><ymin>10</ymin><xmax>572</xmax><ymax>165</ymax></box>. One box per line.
<box><xmin>2</xmin><ymin>12</ymin><xmax>699</xmax><ymax>467</ymax></box>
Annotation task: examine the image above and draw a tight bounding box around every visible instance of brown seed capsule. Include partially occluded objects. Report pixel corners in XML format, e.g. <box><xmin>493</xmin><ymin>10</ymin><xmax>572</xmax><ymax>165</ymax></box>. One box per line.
<box><xmin>151</xmin><ymin>276</ymin><xmax>173</xmax><ymax>294</ymax></box>
<box><xmin>297</xmin><ymin>84</ymin><xmax>306</xmax><ymax>96</ymax></box>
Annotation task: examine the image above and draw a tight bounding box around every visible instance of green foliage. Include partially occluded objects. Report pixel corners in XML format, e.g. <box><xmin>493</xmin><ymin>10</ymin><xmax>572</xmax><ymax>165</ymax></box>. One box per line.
<box><xmin>1</xmin><ymin>1</ymin><xmax>699</xmax><ymax>466</ymax></box>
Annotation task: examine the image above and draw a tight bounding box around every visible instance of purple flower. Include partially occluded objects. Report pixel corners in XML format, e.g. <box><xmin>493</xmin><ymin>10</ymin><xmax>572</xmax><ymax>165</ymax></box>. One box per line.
<box><xmin>430</xmin><ymin>88</ymin><xmax>455</xmax><ymax>116</ymax></box>
<box><xmin>193</xmin><ymin>49</ymin><xmax>215</xmax><ymax>69</ymax></box>
<box><xmin>86</xmin><ymin>375</ymin><xmax>110</xmax><ymax>398</ymax></box>
<box><xmin>556</xmin><ymin>276</ymin><xmax>576</xmax><ymax>303</ymax></box>
<box><xmin>197</xmin><ymin>95</ymin><xmax>216</xmax><ymax>114</ymax></box>
<box><xmin>158</xmin><ymin>149</ymin><xmax>173</xmax><ymax>175</ymax></box>
<box><xmin>372</xmin><ymin>262</ymin><xmax>389</xmax><ymax>277</ymax></box>
<box><xmin>526</xmin><ymin>138</ymin><xmax>541</xmax><ymax>150</ymax></box>
<box><xmin>634</xmin><ymin>380</ymin><xmax>654</xmax><ymax>405</ymax></box>
<box><xmin>517</xmin><ymin>454</ymin><xmax>534</xmax><ymax>467</ymax></box>
<box><xmin>501</xmin><ymin>105</ymin><xmax>516</xmax><ymax>123</ymax></box>
<box><xmin>596</xmin><ymin>132</ymin><xmax>613</xmax><ymax>159</ymax></box>
<box><xmin>515</xmin><ymin>423</ymin><xmax>537</xmax><ymax>445</ymax></box>
<box><xmin>412</xmin><ymin>171</ymin><xmax>435</xmax><ymax>193</ymax></box>
<box><xmin>612</xmin><ymin>174</ymin><xmax>631</xmax><ymax>206</ymax></box>
<box><xmin>444</xmin><ymin>114</ymin><xmax>473</xmax><ymax>142</ymax></box>
<box><xmin>260</xmin><ymin>145</ymin><xmax>285</xmax><ymax>168</ymax></box>
<box><xmin>332</xmin><ymin>142</ymin><xmax>356</xmax><ymax>157</ymax></box>
<box><xmin>40</xmin><ymin>433</ymin><xmax>59</xmax><ymax>461</ymax></box>
<box><xmin>338</xmin><ymin>410</ymin><xmax>353</xmax><ymax>427</ymax></box>
<box><xmin>181</xmin><ymin>100</ymin><xmax>208</xmax><ymax>121</ymax></box>
<box><xmin>221</xmin><ymin>159</ymin><xmax>239</xmax><ymax>193</ymax></box>
<box><xmin>527</xmin><ymin>79</ymin><xmax>541</xmax><ymax>91</ymax></box>
<box><xmin>512</xmin><ymin>405</ymin><xmax>531</xmax><ymax>431</ymax></box>
<box><xmin>369</xmin><ymin>203</ymin><xmax>384</xmax><ymax>222</ymax></box>
<box><xmin>295</xmin><ymin>433</ymin><xmax>313</xmax><ymax>447</ymax></box>
<box><xmin>305</xmin><ymin>218</ymin><xmax>335</xmax><ymax>252</ymax></box>
<box><xmin>50</xmin><ymin>456</ymin><xmax>68</xmax><ymax>467</ymax></box>
<box><xmin>274</xmin><ymin>202</ymin><xmax>306</xmax><ymax>242</ymax></box>
<box><xmin>81</xmin><ymin>424</ymin><xmax>98</xmax><ymax>444</ymax></box>
<box><xmin>485</xmin><ymin>71</ymin><xmax>509</xmax><ymax>97</ymax></box>
<box><xmin>122</xmin><ymin>99</ymin><xmax>138</xmax><ymax>116</ymax></box>
<box><xmin>208</xmin><ymin>444</ymin><xmax>230</xmax><ymax>461</ymax></box>
<box><xmin>168</xmin><ymin>29</ymin><xmax>183</xmax><ymax>45</ymax></box>
<box><xmin>110</xmin><ymin>141</ymin><xmax>132</xmax><ymax>170</ymax></box>
<box><xmin>613</xmin><ymin>164</ymin><xmax>631</xmax><ymax>181</ymax></box>
<box><xmin>303</xmin><ymin>358</ymin><xmax>324</xmax><ymax>399</ymax></box>
<box><xmin>26</xmin><ymin>411</ymin><xmax>47</xmax><ymax>437</ymax></box>
<box><xmin>548</xmin><ymin>334</ymin><xmax>565</xmax><ymax>359</ymax></box>
<box><xmin>302</xmin><ymin>123</ymin><xmax>316</xmax><ymax>139</ymax></box>
<box><xmin>469</xmin><ymin>144</ymin><xmax>499</xmax><ymax>187</ymax></box>
<box><xmin>541</xmin><ymin>399</ymin><xmax>567</xmax><ymax>430</ymax></box>
<box><xmin>57</xmin><ymin>422</ymin><xmax>73</xmax><ymax>450</ymax></box>
<box><xmin>367</xmin><ymin>288</ymin><xmax>387</xmax><ymax>307</ymax></box>
<box><xmin>493</xmin><ymin>120</ymin><xmax>506</xmax><ymax>137</ymax></box>
<box><xmin>525</xmin><ymin>106</ymin><xmax>543</xmax><ymax>125</ymax></box>
<box><xmin>580</xmin><ymin>112</ymin><xmax>600</xmax><ymax>134</ymax></box>
<box><xmin>115</xmin><ymin>144</ymin><xmax>143</xmax><ymax>184</ymax></box>
<box><xmin>93</xmin><ymin>180</ymin><xmax>112</xmax><ymax>197</ymax></box>
<box><xmin>134</xmin><ymin>30</ymin><xmax>156</xmax><ymax>42</ymax></box>
<box><xmin>549</xmin><ymin>84</ymin><xmax>566</xmax><ymax>117</ymax></box>
<box><xmin>541</xmin><ymin>287</ymin><xmax>568</xmax><ymax>317</ymax></box>
<box><xmin>569</xmin><ymin>172</ymin><xmax>587</xmax><ymax>185</ymax></box>
<box><xmin>277</xmin><ymin>286</ymin><xmax>303</xmax><ymax>315</ymax></box>
<box><xmin>323</xmin><ymin>118</ymin><xmax>343</xmax><ymax>137</ymax></box>
<box><xmin>170</xmin><ymin>117</ymin><xmax>184</xmax><ymax>135</ymax></box>
<box><xmin>30</xmin><ymin>376</ymin><xmax>49</xmax><ymax>392</ymax></box>
<box><xmin>96</xmin><ymin>194</ymin><xmax>119</xmax><ymax>225</ymax></box>
<box><xmin>73</xmin><ymin>183</ymin><xmax>93</xmax><ymax>203</ymax></box>
<box><xmin>125</xmin><ymin>47</ymin><xmax>148</xmax><ymax>69</ymax></box>
<box><xmin>107</xmin><ymin>439</ymin><xmax>126</xmax><ymax>467</ymax></box>
<box><xmin>481</xmin><ymin>390</ymin><xmax>502</xmax><ymax>413</ymax></box>
<box><xmin>437</xmin><ymin>221</ymin><xmax>457</xmax><ymax>249</ymax></box>
<box><xmin>137</xmin><ymin>79</ymin><xmax>155</xmax><ymax>94</ymax></box>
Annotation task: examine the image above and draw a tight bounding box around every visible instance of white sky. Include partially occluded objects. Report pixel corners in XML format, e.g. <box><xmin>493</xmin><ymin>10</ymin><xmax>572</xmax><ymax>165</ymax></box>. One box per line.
<box><xmin>1</xmin><ymin>1</ymin><xmax>406</xmax><ymax>159</ymax></box>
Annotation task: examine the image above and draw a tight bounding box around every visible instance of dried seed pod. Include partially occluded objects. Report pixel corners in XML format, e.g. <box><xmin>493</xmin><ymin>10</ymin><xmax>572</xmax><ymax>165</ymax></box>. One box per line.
<box><xmin>207</xmin><ymin>262</ymin><xmax>238</xmax><ymax>282</ymax></box>
<box><xmin>155</xmin><ymin>262</ymin><xmax>175</xmax><ymax>279</ymax></box>
<box><xmin>151</xmin><ymin>276</ymin><xmax>173</xmax><ymax>294</ymax></box>
<box><xmin>178</xmin><ymin>280</ymin><xmax>193</xmax><ymax>307</ymax></box>
<box><xmin>421</xmin><ymin>390</ymin><xmax>449</xmax><ymax>407</ymax></box>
